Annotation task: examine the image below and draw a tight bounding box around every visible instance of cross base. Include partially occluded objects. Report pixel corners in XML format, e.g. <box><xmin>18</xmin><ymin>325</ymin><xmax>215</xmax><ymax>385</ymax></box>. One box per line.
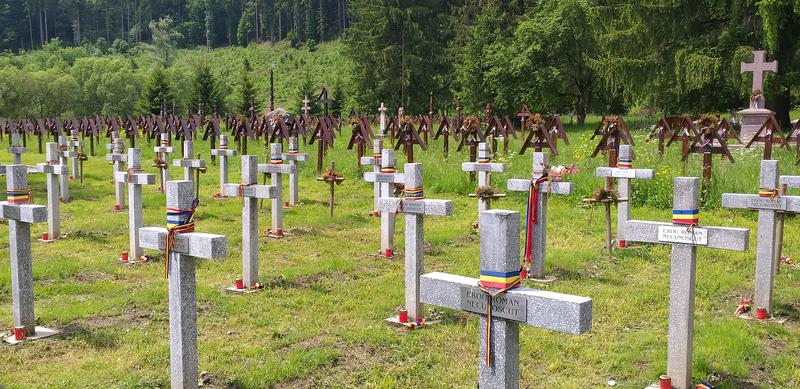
<box><xmin>3</xmin><ymin>326</ymin><xmax>59</xmax><ymax>345</ymax></box>
<box><xmin>266</xmin><ymin>229</ymin><xmax>284</xmax><ymax>239</ymax></box>
<box><xmin>371</xmin><ymin>211</ymin><xmax>379</xmax><ymax>217</ymax></box>
<box><xmin>38</xmin><ymin>235</ymin><xmax>56</xmax><ymax>243</ymax></box>
<box><xmin>225</xmin><ymin>286</ymin><xmax>264</xmax><ymax>295</ymax></box>
<box><xmin>526</xmin><ymin>275</ymin><xmax>558</xmax><ymax>284</ymax></box>
<box><xmin>384</xmin><ymin>315</ymin><xmax>440</xmax><ymax>328</ymax></box>
<box><xmin>112</xmin><ymin>204</ymin><xmax>128</xmax><ymax>213</ymax></box>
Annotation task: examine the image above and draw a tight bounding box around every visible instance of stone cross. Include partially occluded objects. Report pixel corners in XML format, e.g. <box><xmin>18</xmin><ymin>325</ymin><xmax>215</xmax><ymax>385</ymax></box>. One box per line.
<box><xmin>360</xmin><ymin>138</ymin><xmax>384</xmax><ymax>216</ymax></box>
<box><xmin>139</xmin><ymin>180</ymin><xmax>227</xmax><ymax>388</ymax></box>
<box><xmin>282</xmin><ymin>136</ymin><xmax>307</xmax><ymax>207</ymax></box>
<box><xmin>302</xmin><ymin>96</ymin><xmax>311</xmax><ymax>115</ymax></box>
<box><xmin>625</xmin><ymin>177</ymin><xmax>749</xmax><ymax>389</ymax></box>
<box><xmin>379</xmin><ymin>102</ymin><xmax>388</xmax><ymax>134</ymax></box>
<box><xmin>1</xmin><ymin>165</ymin><xmax>53</xmax><ymax>344</ymax></box>
<box><xmin>57</xmin><ymin>135</ymin><xmax>71</xmax><ymax>203</ymax></box>
<box><xmin>259</xmin><ymin>143</ymin><xmax>296</xmax><ymax>238</ymax></box>
<box><xmin>722</xmin><ymin>160</ymin><xmax>800</xmax><ymax>317</ymax></box>
<box><xmin>7</xmin><ymin>132</ymin><xmax>26</xmax><ymax>164</ymax></box>
<box><xmin>154</xmin><ymin>132</ymin><xmax>175</xmax><ymax>193</ymax></box>
<box><xmin>377</xmin><ymin>163</ymin><xmax>453</xmax><ymax>322</ymax></box>
<box><xmin>507</xmin><ymin>152</ymin><xmax>574</xmax><ymax>281</ymax></box>
<box><xmin>68</xmin><ymin>128</ymin><xmax>82</xmax><ymax>180</ymax></box>
<box><xmin>222</xmin><ymin>155</ymin><xmax>277</xmax><ymax>289</ymax></box>
<box><xmin>115</xmin><ymin>148</ymin><xmax>156</xmax><ymax>261</ymax></box>
<box><xmin>595</xmin><ymin>145</ymin><xmax>653</xmax><ymax>248</ymax></box>
<box><xmin>36</xmin><ymin>143</ymin><xmax>68</xmax><ymax>241</ymax></box>
<box><xmin>741</xmin><ymin>50</ymin><xmax>778</xmax><ymax>95</ymax></box>
<box><xmin>210</xmin><ymin>135</ymin><xmax>237</xmax><ymax>198</ymax></box>
<box><xmin>364</xmin><ymin>148</ymin><xmax>405</xmax><ymax>257</ymax></box>
<box><xmin>462</xmin><ymin>142</ymin><xmax>507</xmax><ymax>214</ymax></box>
<box><xmin>420</xmin><ymin>210</ymin><xmax>592</xmax><ymax>388</ymax></box>
<box><xmin>107</xmin><ymin>137</ymin><xmax>127</xmax><ymax>211</ymax></box>
<box><xmin>173</xmin><ymin>140</ymin><xmax>206</xmax><ymax>198</ymax></box>
<box><xmin>777</xmin><ymin>174</ymin><xmax>800</xmax><ymax>275</ymax></box>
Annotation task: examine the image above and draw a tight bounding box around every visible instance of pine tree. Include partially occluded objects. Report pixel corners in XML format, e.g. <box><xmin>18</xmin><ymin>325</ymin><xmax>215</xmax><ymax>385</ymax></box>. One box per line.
<box><xmin>137</xmin><ymin>67</ymin><xmax>173</xmax><ymax>115</ymax></box>
<box><xmin>239</xmin><ymin>58</ymin><xmax>258</xmax><ymax>115</ymax></box>
<box><xmin>190</xmin><ymin>62</ymin><xmax>223</xmax><ymax>115</ymax></box>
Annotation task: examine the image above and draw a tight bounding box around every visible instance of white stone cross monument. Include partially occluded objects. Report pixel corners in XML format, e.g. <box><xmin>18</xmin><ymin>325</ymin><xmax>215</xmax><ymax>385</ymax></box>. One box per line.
<box><xmin>36</xmin><ymin>142</ymin><xmax>68</xmax><ymax>242</ymax></box>
<box><xmin>360</xmin><ymin>138</ymin><xmax>384</xmax><ymax>216</ymax></box>
<box><xmin>462</xmin><ymin>142</ymin><xmax>507</xmax><ymax>214</ymax></box>
<box><xmin>57</xmin><ymin>135</ymin><xmax>71</xmax><ymax>202</ymax></box>
<box><xmin>625</xmin><ymin>177</ymin><xmax>749</xmax><ymax>389</ymax></box>
<box><xmin>115</xmin><ymin>148</ymin><xmax>156</xmax><ymax>261</ymax></box>
<box><xmin>420</xmin><ymin>210</ymin><xmax>592</xmax><ymax>388</ymax></box>
<box><xmin>139</xmin><ymin>180</ymin><xmax>227</xmax><ymax>388</ymax></box>
<box><xmin>379</xmin><ymin>102</ymin><xmax>388</xmax><ymax>135</ymax></box>
<box><xmin>595</xmin><ymin>145</ymin><xmax>653</xmax><ymax>248</ymax></box>
<box><xmin>507</xmin><ymin>152</ymin><xmax>573</xmax><ymax>281</ymax></box>
<box><xmin>739</xmin><ymin>50</ymin><xmax>779</xmax><ymax>142</ymax></box>
<box><xmin>282</xmin><ymin>136</ymin><xmax>307</xmax><ymax>207</ymax></box>
<box><xmin>377</xmin><ymin>163</ymin><xmax>453</xmax><ymax>323</ymax></box>
<box><xmin>222</xmin><ymin>155</ymin><xmax>277</xmax><ymax>291</ymax></box>
<box><xmin>210</xmin><ymin>134</ymin><xmax>237</xmax><ymax>198</ymax></box>
<box><xmin>741</xmin><ymin>50</ymin><xmax>778</xmax><ymax>103</ymax></box>
<box><xmin>67</xmin><ymin>128</ymin><xmax>82</xmax><ymax>180</ymax></box>
<box><xmin>258</xmin><ymin>143</ymin><xmax>295</xmax><ymax>238</ymax></box>
<box><xmin>107</xmin><ymin>136</ymin><xmax>127</xmax><ymax>211</ymax></box>
<box><xmin>7</xmin><ymin>132</ymin><xmax>26</xmax><ymax>164</ymax></box>
<box><xmin>154</xmin><ymin>132</ymin><xmax>175</xmax><ymax>193</ymax></box>
<box><xmin>364</xmin><ymin>148</ymin><xmax>405</xmax><ymax>257</ymax></box>
<box><xmin>173</xmin><ymin>140</ymin><xmax>206</xmax><ymax>197</ymax></box>
<box><xmin>722</xmin><ymin>160</ymin><xmax>800</xmax><ymax>317</ymax></box>
<box><xmin>1</xmin><ymin>165</ymin><xmax>57</xmax><ymax>344</ymax></box>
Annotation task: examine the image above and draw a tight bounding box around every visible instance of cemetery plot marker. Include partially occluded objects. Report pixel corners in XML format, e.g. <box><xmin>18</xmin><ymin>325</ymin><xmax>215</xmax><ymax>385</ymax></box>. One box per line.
<box><xmin>107</xmin><ymin>136</ymin><xmax>127</xmax><ymax>212</ymax></box>
<box><xmin>462</xmin><ymin>142</ymin><xmax>507</xmax><ymax>215</ymax></box>
<box><xmin>317</xmin><ymin>161</ymin><xmax>345</xmax><ymax>217</ymax></box>
<box><xmin>259</xmin><ymin>144</ymin><xmax>296</xmax><ymax>238</ymax></box>
<box><xmin>153</xmin><ymin>132</ymin><xmax>175</xmax><ymax>193</ymax></box>
<box><xmin>210</xmin><ymin>135</ymin><xmax>237</xmax><ymax>198</ymax></box>
<box><xmin>681</xmin><ymin>115</ymin><xmax>735</xmax><ymax>181</ymax></box>
<box><xmin>360</xmin><ymin>138</ymin><xmax>384</xmax><ymax>217</ymax></box>
<box><xmin>282</xmin><ymin>136</ymin><xmax>308</xmax><ymax>207</ymax></box>
<box><xmin>364</xmin><ymin>148</ymin><xmax>405</xmax><ymax>258</ymax></box>
<box><xmin>115</xmin><ymin>148</ymin><xmax>156</xmax><ymax>262</ymax></box>
<box><xmin>625</xmin><ymin>177</ymin><xmax>749</xmax><ymax>389</ymax></box>
<box><xmin>67</xmin><ymin>128</ymin><xmax>82</xmax><ymax>180</ymax></box>
<box><xmin>57</xmin><ymin>135</ymin><xmax>71</xmax><ymax>203</ymax></box>
<box><xmin>36</xmin><ymin>143</ymin><xmax>68</xmax><ymax>242</ymax></box>
<box><xmin>173</xmin><ymin>140</ymin><xmax>207</xmax><ymax>199</ymax></box>
<box><xmin>744</xmin><ymin>114</ymin><xmax>787</xmax><ymax>160</ymax></box>
<box><xmin>738</xmin><ymin>50</ymin><xmax>778</xmax><ymax>142</ymax></box>
<box><xmin>420</xmin><ymin>210</ymin><xmax>591</xmax><ymax>388</ymax></box>
<box><xmin>8</xmin><ymin>132</ymin><xmax>26</xmax><ymax>165</ymax></box>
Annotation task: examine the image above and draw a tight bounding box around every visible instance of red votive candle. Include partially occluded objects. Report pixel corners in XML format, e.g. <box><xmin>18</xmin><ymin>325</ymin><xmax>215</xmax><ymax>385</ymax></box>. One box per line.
<box><xmin>659</xmin><ymin>375</ymin><xmax>671</xmax><ymax>389</ymax></box>
<box><xmin>756</xmin><ymin>308</ymin><xmax>767</xmax><ymax>320</ymax></box>
<box><xmin>235</xmin><ymin>279</ymin><xmax>244</xmax><ymax>290</ymax></box>
<box><xmin>398</xmin><ymin>309</ymin><xmax>409</xmax><ymax>323</ymax></box>
<box><xmin>13</xmin><ymin>326</ymin><xmax>26</xmax><ymax>341</ymax></box>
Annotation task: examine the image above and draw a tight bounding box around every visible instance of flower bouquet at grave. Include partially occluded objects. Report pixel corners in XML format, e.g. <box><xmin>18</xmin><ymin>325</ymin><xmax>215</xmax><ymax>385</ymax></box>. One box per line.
<box><xmin>548</xmin><ymin>165</ymin><xmax>579</xmax><ymax>182</ymax></box>
<box><xmin>750</xmin><ymin>89</ymin><xmax>763</xmax><ymax>104</ymax></box>
<box><xmin>475</xmin><ymin>186</ymin><xmax>500</xmax><ymax>200</ymax></box>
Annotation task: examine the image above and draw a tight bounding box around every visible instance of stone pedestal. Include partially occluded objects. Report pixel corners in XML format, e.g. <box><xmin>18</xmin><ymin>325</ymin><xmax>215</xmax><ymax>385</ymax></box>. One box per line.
<box><xmin>738</xmin><ymin>107</ymin><xmax>773</xmax><ymax>144</ymax></box>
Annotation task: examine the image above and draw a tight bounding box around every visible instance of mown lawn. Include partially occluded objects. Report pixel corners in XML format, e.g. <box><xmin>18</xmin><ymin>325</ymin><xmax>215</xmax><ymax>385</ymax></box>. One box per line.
<box><xmin>1</xmin><ymin>118</ymin><xmax>800</xmax><ymax>388</ymax></box>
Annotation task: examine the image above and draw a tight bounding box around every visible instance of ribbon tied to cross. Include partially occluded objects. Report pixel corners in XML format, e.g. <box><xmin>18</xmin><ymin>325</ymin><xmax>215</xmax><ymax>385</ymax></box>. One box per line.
<box><xmin>164</xmin><ymin>198</ymin><xmax>199</xmax><ymax>278</ymax></box>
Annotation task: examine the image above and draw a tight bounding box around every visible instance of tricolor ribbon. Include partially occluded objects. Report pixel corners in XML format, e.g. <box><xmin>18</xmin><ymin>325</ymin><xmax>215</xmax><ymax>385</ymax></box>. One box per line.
<box><xmin>617</xmin><ymin>159</ymin><xmax>633</xmax><ymax>169</ymax></box>
<box><xmin>165</xmin><ymin>198</ymin><xmax>199</xmax><ymax>278</ymax></box>
<box><xmin>403</xmin><ymin>187</ymin><xmax>424</xmax><ymax>200</ymax></box>
<box><xmin>270</xmin><ymin>156</ymin><xmax>283</xmax><ymax>165</ymax></box>
<box><xmin>478</xmin><ymin>157</ymin><xmax>491</xmax><ymax>163</ymax></box>
<box><xmin>381</xmin><ymin>166</ymin><xmax>396</xmax><ymax>174</ymax></box>
<box><xmin>672</xmin><ymin>209</ymin><xmax>699</xmax><ymax>226</ymax></box>
<box><xmin>759</xmin><ymin>189</ymin><xmax>779</xmax><ymax>198</ymax></box>
<box><xmin>478</xmin><ymin>269</ymin><xmax>521</xmax><ymax>367</ymax></box>
<box><xmin>523</xmin><ymin>174</ymin><xmax>549</xmax><ymax>277</ymax></box>
<box><xmin>6</xmin><ymin>189</ymin><xmax>32</xmax><ymax>204</ymax></box>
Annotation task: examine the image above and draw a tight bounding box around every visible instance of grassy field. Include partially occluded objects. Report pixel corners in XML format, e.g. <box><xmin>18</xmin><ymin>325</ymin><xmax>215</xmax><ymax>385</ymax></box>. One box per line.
<box><xmin>1</xmin><ymin>119</ymin><xmax>800</xmax><ymax>388</ymax></box>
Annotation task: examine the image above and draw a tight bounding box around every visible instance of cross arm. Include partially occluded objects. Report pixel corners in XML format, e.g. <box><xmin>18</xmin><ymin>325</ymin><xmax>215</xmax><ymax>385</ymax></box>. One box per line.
<box><xmin>624</xmin><ymin>220</ymin><xmax>749</xmax><ymax>251</ymax></box>
<box><xmin>507</xmin><ymin>179</ymin><xmax>573</xmax><ymax>195</ymax></box>
<box><xmin>595</xmin><ymin>167</ymin><xmax>653</xmax><ymax>180</ymax></box>
<box><xmin>221</xmin><ymin>183</ymin><xmax>277</xmax><ymax>199</ymax></box>
<box><xmin>36</xmin><ymin>163</ymin><xmax>68</xmax><ymax>175</ymax></box>
<box><xmin>210</xmin><ymin>149</ymin><xmax>237</xmax><ymax>157</ymax></box>
<box><xmin>107</xmin><ymin>154</ymin><xmax>127</xmax><ymax>162</ymax></box>
<box><xmin>420</xmin><ymin>272</ymin><xmax>592</xmax><ymax>335</ymax></box>
<box><xmin>258</xmin><ymin>164</ymin><xmax>296</xmax><ymax>174</ymax></box>
<box><xmin>781</xmin><ymin>176</ymin><xmax>800</xmax><ymax>189</ymax></box>
<box><xmin>174</xmin><ymin>159</ymin><xmax>205</xmax><ymax>168</ymax></box>
<box><xmin>283</xmin><ymin>153</ymin><xmax>308</xmax><ymax>162</ymax></box>
<box><xmin>139</xmin><ymin>227</ymin><xmax>227</xmax><ymax>259</ymax></box>
<box><xmin>364</xmin><ymin>172</ymin><xmax>406</xmax><ymax>184</ymax></box>
<box><xmin>461</xmin><ymin>162</ymin><xmax>507</xmax><ymax>173</ymax></box>
<box><xmin>722</xmin><ymin>193</ymin><xmax>800</xmax><ymax>213</ymax></box>
<box><xmin>115</xmin><ymin>171</ymin><xmax>156</xmax><ymax>185</ymax></box>
<box><xmin>377</xmin><ymin>197</ymin><xmax>453</xmax><ymax>216</ymax></box>
<box><xmin>154</xmin><ymin>146</ymin><xmax>175</xmax><ymax>153</ymax></box>
<box><xmin>0</xmin><ymin>202</ymin><xmax>47</xmax><ymax>223</ymax></box>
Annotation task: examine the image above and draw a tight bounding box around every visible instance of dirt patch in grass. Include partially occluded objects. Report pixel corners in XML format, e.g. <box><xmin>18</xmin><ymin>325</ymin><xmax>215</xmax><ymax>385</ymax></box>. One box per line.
<box><xmin>273</xmin><ymin>342</ymin><xmax>383</xmax><ymax>388</ymax></box>
<box><xmin>64</xmin><ymin>229</ymin><xmax>111</xmax><ymax>243</ymax></box>
<box><xmin>78</xmin><ymin>307</ymin><xmax>158</xmax><ymax>329</ymax></box>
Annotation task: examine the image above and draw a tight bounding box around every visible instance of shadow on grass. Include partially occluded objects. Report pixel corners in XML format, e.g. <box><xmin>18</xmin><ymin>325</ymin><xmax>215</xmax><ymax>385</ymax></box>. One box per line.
<box><xmin>60</xmin><ymin>322</ymin><xmax>119</xmax><ymax>349</ymax></box>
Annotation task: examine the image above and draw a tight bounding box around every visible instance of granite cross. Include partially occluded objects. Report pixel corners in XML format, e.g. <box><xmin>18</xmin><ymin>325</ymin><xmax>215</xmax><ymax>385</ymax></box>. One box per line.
<box><xmin>420</xmin><ymin>209</ymin><xmax>592</xmax><ymax>388</ymax></box>
<box><xmin>115</xmin><ymin>148</ymin><xmax>156</xmax><ymax>262</ymax></box>
<box><xmin>364</xmin><ymin>148</ymin><xmax>405</xmax><ymax>257</ymax></box>
<box><xmin>625</xmin><ymin>177</ymin><xmax>749</xmax><ymax>389</ymax></box>
<box><xmin>139</xmin><ymin>180</ymin><xmax>227</xmax><ymax>388</ymax></box>
<box><xmin>282</xmin><ymin>136</ymin><xmax>307</xmax><ymax>207</ymax></box>
<box><xmin>153</xmin><ymin>132</ymin><xmax>175</xmax><ymax>193</ymax></box>
<box><xmin>222</xmin><ymin>155</ymin><xmax>277</xmax><ymax>291</ymax></box>
<box><xmin>210</xmin><ymin>135</ymin><xmax>237</xmax><ymax>198</ymax></box>
<box><xmin>259</xmin><ymin>143</ymin><xmax>295</xmax><ymax>238</ymax></box>
<box><xmin>36</xmin><ymin>142</ymin><xmax>68</xmax><ymax>242</ymax></box>
<box><xmin>741</xmin><ymin>50</ymin><xmax>778</xmax><ymax>97</ymax></box>
<box><xmin>7</xmin><ymin>132</ymin><xmax>26</xmax><ymax>165</ymax></box>
<box><xmin>379</xmin><ymin>102</ymin><xmax>388</xmax><ymax>136</ymax></box>
<box><xmin>67</xmin><ymin>128</ymin><xmax>82</xmax><ymax>180</ymax></box>
<box><xmin>507</xmin><ymin>152</ymin><xmax>574</xmax><ymax>281</ymax></box>
<box><xmin>57</xmin><ymin>135</ymin><xmax>71</xmax><ymax>202</ymax></box>
<box><xmin>302</xmin><ymin>96</ymin><xmax>311</xmax><ymax>115</ymax></box>
<box><xmin>595</xmin><ymin>145</ymin><xmax>653</xmax><ymax>248</ymax></box>
<box><xmin>777</xmin><ymin>174</ymin><xmax>800</xmax><ymax>275</ymax></box>
<box><xmin>173</xmin><ymin>140</ymin><xmax>207</xmax><ymax>198</ymax></box>
<box><xmin>722</xmin><ymin>160</ymin><xmax>800</xmax><ymax>317</ymax></box>
<box><xmin>360</xmin><ymin>138</ymin><xmax>384</xmax><ymax>217</ymax></box>
<box><xmin>107</xmin><ymin>137</ymin><xmax>127</xmax><ymax>212</ymax></box>
<box><xmin>377</xmin><ymin>163</ymin><xmax>453</xmax><ymax>323</ymax></box>
<box><xmin>1</xmin><ymin>165</ymin><xmax>55</xmax><ymax>344</ymax></box>
<box><xmin>462</xmin><ymin>142</ymin><xmax>507</xmax><ymax>214</ymax></box>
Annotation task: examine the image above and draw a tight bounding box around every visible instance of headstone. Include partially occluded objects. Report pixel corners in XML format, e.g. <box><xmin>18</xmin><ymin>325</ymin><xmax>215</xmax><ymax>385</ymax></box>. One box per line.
<box><xmin>282</xmin><ymin>136</ymin><xmax>307</xmax><ymax>207</ymax></box>
<box><xmin>625</xmin><ymin>177</ymin><xmax>749</xmax><ymax>389</ymax></box>
<box><xmin>7</xmin><ymin>132</ymin><xmax>26</xmax><ymax>165</ymax></box>
<box><xmin>259</xmin><ymin>144</ymin><xmax>296</xmax><ymax>238</ymax></box>
<box><xmin>364</xmin><ymin>148</ymin><xmax>405</xmax><ymax>257</ymax></box>
<box><xmin>360</xmin><ymin>138</ymin><xmax>384</xmax><ymax>217</ymax></box>
<box><xmin>377</xmin><ymin>163</ymin><xmax>453</xmax><ymax>323</ymax></box>
<box><xmin>173</xmin><ymin>140</ymin><xmax>206</xmax><ymax>198</ymax></box>
<box><xmin>722</xmin><ymin>160</ymin><xmax>800</xmax><ymax>317</ymax></box>
<box><xmin>210</xmin><ymin>135</ymin><xmax>237</xmax><ymax>198</ymax></box>
<box><xmin>462</xmin><ymin>142</ymin><xmax>507</xmax><ymax>214</ymax></box>
<box><xmin>153</xmin><ymin>132</ymin><xmax>175</xmax><ymax>193</ymax></box>
<box><xmin>595</xmin><ymin>145</ymin><xmax>654</xmax><ymax>248</ymax></box>
<box><xmin>222</xmin><ymin>156</ymin><xmax>277</xmax><ymax>291</ymax></box>
<box><xmin>115</xmin><ymin>148</ymin><xmax>156</xmax><ymax>261</ymax></box>
<box><xmin>36</xmin><ymin>143</ymin><xmax>68</xmax><ymax>241</ymax></box>
<box><xmin>68</xmin><ymin>128</ymin><xmax>82</xmax><ymax>180</ymax></box>
<box><xmin>57</xmin><ymin>135</ymin><xmax>71</xmax><ymax>203</ymax></box>
<box><xmin>420</xmin><ymin>210</ymin><xmax>592</xmax><ymax>388</ymax></box>
<box><xmin>107</xmin><ymin>136</ymin><xmax>127</xmax><ymax>211</ymax></box>
<box><xmin>738</xmin><ymin>50</ymin><xmax>778</xmax><ymax>142</ymax></box>
<box><xmin>507</xmin><ymin>152</ymin><xmax>573</xmax><ymax>281</ymax></box>
<box><xmin>138</xmin><ymin>181</ymin><xmax>227</xmax><ymax>388</ymax></box>
<box><xmin>1</xmin><ymin>165</ymin><xmax>56</xmax><ymax>344</ymax></box>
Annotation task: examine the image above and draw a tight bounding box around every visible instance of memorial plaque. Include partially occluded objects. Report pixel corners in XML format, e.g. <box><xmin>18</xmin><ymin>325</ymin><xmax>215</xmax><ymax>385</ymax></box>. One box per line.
<box><xmin>747</xmin><ymin>196</ymin><xmax>787</xmax><ymax>211</ymax></box>
<box><xmin>157</xmin><ymin>235</ymin><xmax>190</xmax><ymax>253</ymax></box>
<box><xmin>611</xmin><ymin>168</ymin><xmax>636</xmax><ymax>179</ymax></box>
<box><xmin>374</xmin><ymin>173</ymin><xmax>399</xmax><ymax>184</ymax></box>
<box><xmin>242</xmin><ymin>186</ymin><xmax>256</xmax><ymax>198</ymax></box>
<box><xmin>400</xmin><ymin>200</ymin><xmax>425</xmax><ymax>214</ymax></box>
<box><xmin>657</xmin><ymin>226</ymin><xmax>708</xmax><ymax>246</ymax></box>
<box><xmin>460</xmin><ymin>287</ymin><xmax>527</xmax><ymax>323</ymax></box>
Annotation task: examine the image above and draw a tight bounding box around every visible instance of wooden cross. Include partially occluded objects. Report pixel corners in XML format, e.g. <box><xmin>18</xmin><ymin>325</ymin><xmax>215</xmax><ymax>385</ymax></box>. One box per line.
<box><xmin>647</xmin><ymin>116</ymin><xmax>674</xmax><ymax>156</ymax></box>
<box><xmin>507</xmin><ymin>152</ymin><xmax>574</xmax><ymax>281</ymax></box>
<box><xmin>309</xmin><ymin>116</ymin><xmax>336</xmax><ymax>174</ymax></box>
<box><xmin>139</xmin><ymin>180</ymin><xmax>227</xmax><ymax>388</ymax></box>
<box><xmin>484</xmin><ymin>115</ymin><xmax>516</xmax><ymax>154</ymax></box>
<box><xmin>347</xmin><ymin>116</ymin><xmax>374</xmax><ymax>168</ymax></box>
<box><xmin>457</xmin><ymin>115</ymin><xmax>487</xmax><ymax>181</ymax></box>
<box><xmin>745</xmin><ymin>114</ymin><xmax>787</xmax><ymax>160</ymax></box>
<box><xmin>786</xmin><ymin>119</ymin><xmax>800</xmax><ymax>165</ymax></box>
<box><xmin>36</xmin><ymin>143</ymin><xmax>68</xmax><ymax>241</ymax></box>
<box><xmin>173</xmin><ymin>140</ymin><xmax>207</xmax><ymax>199</ymax></box>
<box><xmin>393</xmin><ymin>118</ymin><xmax>427</xmax><ymax>163</ymax></box>
<box><xmin>433</xmin><ymin>115</ymin><xmax>458</xmax><ymax>158</ymax></box>
<box><xmin>420</xmin><ymin>210</ymin><xmax>591</xmax><ymax>388</ymax></box>
<box><xmin>364</xmin><ymin>148</ymin><xmax>405</xmax><ymax>258</ymax></box>
<box><xmin>462</xmin><ymin>142</ymin><xmax>507</xmax><ymax>215</ymax></box>
<box><xmin>681</xmin><ymin>116</ymin><xmax>735</xmax><ymax>180</ymax></box>
<box><xmin>210</xmin><ymin>135</ymin><xmax>237</xmax><ymax>198</ymax></box>
<box><xmin>377</xmin><ymin>163</ymin><xmax>453</xmax><ymax>323</ymax></box>
<box><xmin>590</xmin><ymin>116</ymin><xmax>634</xmax><ymax>171</ymax></box>
<box><xmin>625</xmin><ymin>177</ymin><xmax>749</xmax><ymax>389</ymax></box>
<box><xmin>519</xmin><ymin>114</ymin><xmax>558</xmax><ymax>156</ymax></box>
<box><xmin>316</xmin><ymin>161</ymin><xmax>345</xmax><ymax>217</ymax></box>
<box><xmin>516</xmin><ymin>104</ymin><xmax>534</xmax><ymax>139</ymax></box>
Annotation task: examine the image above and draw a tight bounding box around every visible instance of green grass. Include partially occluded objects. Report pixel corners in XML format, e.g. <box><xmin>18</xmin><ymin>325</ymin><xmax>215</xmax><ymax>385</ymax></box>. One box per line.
<box><xmin>1</xmin><ymin>119</ymin><xmax>800</xmax><ymax>388</ymax></box>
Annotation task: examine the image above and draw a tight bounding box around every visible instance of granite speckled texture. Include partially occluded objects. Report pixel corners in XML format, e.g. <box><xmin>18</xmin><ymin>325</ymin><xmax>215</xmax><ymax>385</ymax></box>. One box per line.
<box><xmin>282</xmin><ymin>137</ymin><xmax>308</xmax><ymax>206</ymax></box>
<box><xmin>594</xmin><ymin>145</ymin><xmax>653</xmax><ymax>243</ymax></box>
<box><xmin>360</xmin><ymin>138</ymin><xmax>383</xmax><ymax>214</ymax></box>
<box><xmin>154</xmin><ymin>132</ymin><xmax>175</xmax><ymax>191</ymax></box>
<box><xmin>37</xmin><ymin>143</ymin><xmax>67</xmax><ymax>239</ymax></box>
<box><xmin>362</xmin><ymin>148</ymin><xmax>405</xmax><ymax>255</ymax></box>
<box><xmin>210</xmin><ymin>135</ymin><xmax>238</xmax><ymax>195</ymax></box>
<box><xmin>7</xmin><ymin>132</ymin><xmax>27</xmax><ymax>164</ymax></box>
<box><xmin>174</xmin><ymin>142</ymin><xmax>206</xmax><ymax>189</ymax></box>
<box><xmin>461</xmin><ymin>142</ymin><xmax>507</xmax><ymax>212</ymax></box>
<box><xmin>106</xmin><ymin>136</ymin><xmax>126</xmax><ymax>208</ymax></box>
<box><xmin>125</xmin><ymin>149</ymin><xmax>156</xmax><ymax>258</ymax></box>
<box><xmin>57</xmin><ymin>135</ymin><xmax>72</xmax><ymax>202</ymax></box>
